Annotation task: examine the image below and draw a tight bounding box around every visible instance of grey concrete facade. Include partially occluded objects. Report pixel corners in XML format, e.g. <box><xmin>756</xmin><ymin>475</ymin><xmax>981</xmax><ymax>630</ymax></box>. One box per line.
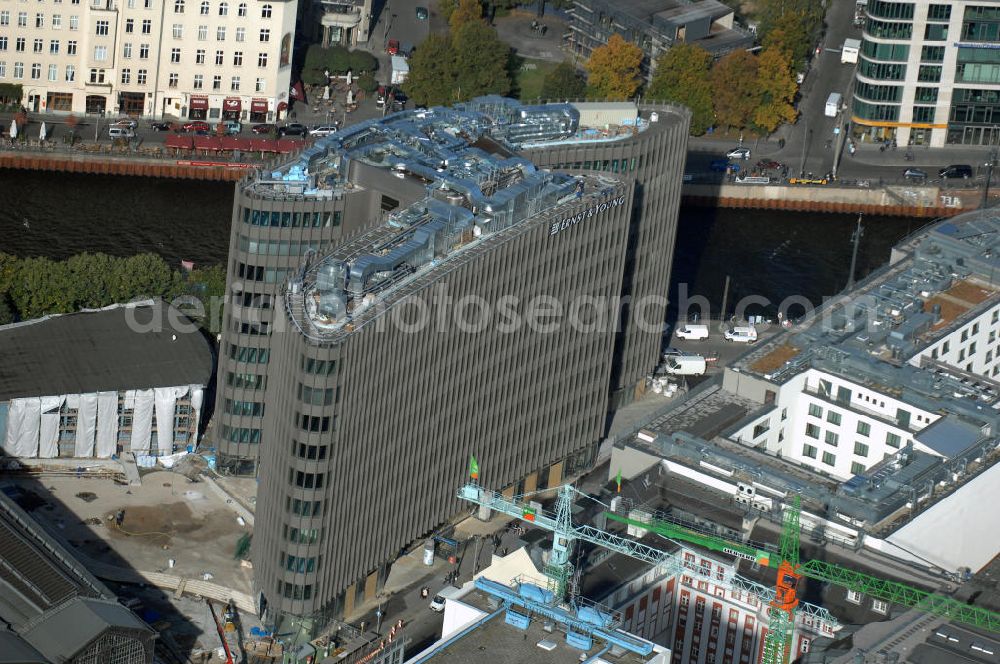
<box><xmin>211</xmin><ymin>99</ymin><xmax>689</xmax><ymax>630</ymax></box>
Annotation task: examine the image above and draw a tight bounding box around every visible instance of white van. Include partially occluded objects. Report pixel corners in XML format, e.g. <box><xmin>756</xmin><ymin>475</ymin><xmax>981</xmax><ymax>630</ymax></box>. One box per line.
<box><xmin>675</xmin><ymin>324</ymin><xmax>709</xmax><ymax>340</ymax></box>
<box><xmin>724</xmin><ymin>326</ymin><xmax>758</xmax><ymax>343</ymax></box>
<box><xmin>663</xmin><ymin>354</ymin><xmax>707</xmax><ymax>376</ymax></box>
<box><xmin>108</xmin><ymin>126</ymin><xmax>134</xmax><ymax>139</ymax></box>
<box><xmin>825</xmin><ymin>93</ymin><xmax>842</xmax><ymax>118</ymax></box>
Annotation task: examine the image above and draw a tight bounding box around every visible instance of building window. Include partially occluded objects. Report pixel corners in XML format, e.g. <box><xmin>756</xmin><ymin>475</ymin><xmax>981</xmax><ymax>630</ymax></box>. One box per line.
<box><xmin>172</xmin><ymin>23</ymin><xmax>183</xmax><ymax>38</ymax></box>
<box><xmin>123</xmin><ymin>42</ymin><xmax>132</xmax><ymax>57</ymax></box>
<box><xmin>142</xmin><ymin>19</ymin><xmax>151</xmax><ymax>34</ymax></box>
<box><xmin>286</xmin><ymin>497</ymin><xmax>322</xmax><ymax>517</ymax></box>
<box><xmin>872</xmin><ymin>599</ymin><xmax>889</xmax><ymax>615</ymax></box>
<box><xmin>33</xmin><ymin>39</ymin><xmax>43</xmax><ymax>53</ymax></box>
<box><xmin>926</xmin><ymin>3</ymin><xmax>950</xmax><ymax>20</ymax></box>
<box><xmin>259</xmin><ymin>28</ymin><xmax>269</xmax><ymax>41</ymax></box>
<box><xmin>808</xmin><ymin>403</ymin><xmax>822</xmax><ymax>418</ymax></box>
<box><xmin>13</xmin><ymin>62</ymin><xmax>23</xmax><ymax>78</ymax></box>
<box><xmin>805</xmin><ymin>423</ymin><xmax>820</xmax><ymax>439</ymax></box>
<box><xmin>854</xmin><ymin>441</ymin><xmax>869</xmax><ymax>457</ymax></box>
<box><xmin>193</xmin><ymin>73</ymin><xmax>203</xmax><ymax>88</ymax></box>
<box><xmin>886</xmin><ymin>432</ymin><xmax>901</xmax><ymax>448</ymax></box>
<box><xmin>301</xmin><ymin>356</ymin><xmax>336</xmax><ymax>375</ymax></box>
<box><xmin>802</xmin><ymin>444</ymin><xmax>818</xmax><ymax>459</ymax></box>
<box><xmin>30</xmin><ymin>63</ymin><xmax>40</xmax><ymax>79</ymax></box>
<box><xmin>65</xmin><ymin>63</ymin><xmax>74</xmax><ymax>80</ymax></box>
<box><xmin>96</xmin><ymin>19</ymin><xmax>109</xmax><ymax>34</ymax></box>
<box><xmin>0</xmin><ymin>11</ymin><xmax>8</xmax><ymax>26</ymax></box>
<box><xmin>846</xmin><ymin>590</ymin><xmax>862</xmax><ymax>604</ymax></box>
<box><xmin>168</xmin><ymin>72</ymin><xmax>178</xmax><ymax>87</ymax></box>
<box><xmin>52</xmin><ymin>14</ymin><xmax>61</xmax><ymax>28</ymax></box>
<box><xmin>0</xmin><ymin>62</ymin><xmax>6</xmax><ymax>78</ymax></box>
<box><xmin>217</xmin><ymin>26</ymin><xmax>226</xmax><ymax>40</ymax></box>
<box><xmin>35</xmin><ymin>12</ymin><xmax>43</xmax><ymax>27</ymax></box>
<box><xmin>18</xmin><ymin>12</ymin><xmax>28</xmax><ymax>27</ymax></box>
<box><xmin>233</xmin><ymin>51</ymin><xmax>242</xmax><ymax>65</ymax></box>
<box><xmin>231</xmin><ymin>75</ymin><xmax>240</xmax><ymax>90</ymax></box>
<box><xmin>0</xmin><ymin>37</ymin><xmax>6</xmax><ymax>51</ymax></box>
<box><xmin>293</xmin><ymin>441</ymin><xmax>328</xmax><ymax>460</ymax></box>
<box><xmin>298</xmin><ymin>384</ymin><xmax>335</xmax><ymax>407</ymax></box>
<box><xmin>15</xmin><ymin>38</ymin><xmax>24</xmax><ymax>52</ymax></box>
<box><xmin>224</xmin><ymin>399</ymin><xmax>264</xmax><ymax>416</ymax></box>
<box><xmin>89</xmin><ymin>68</ymin><xmax>105</xmax><ymax>83</ymax></box>
<box><xmin>827</xmin><ymin>410</ymin><xmax>842</xmax><ymax>426</ymax></box>
<box><xmin>297</xmin><ymin>413</ymin><xmax>330</xmax><ymax>433</ymax></box>
<box><xmin>196</xmin><ymin>48</ymin><xmax>205</xmax><ymax>63</ymax></box>
<box><xmin>174</xmin><ymin>0</ymin><xmax>184</xmax><ymax>11</ymax></box>
<box><xmin>219</xmin><ymin>0</ymin><xmax>228</xmax><ymax>14</ymax></box>
<box><xmin>171</xmin><ymin>47</ymin><xmax>180</xmax><ymax>63</ymax></box>
<box><xmin>200</xmin><ymin>0</ymin><xmax>208</xmax><ymax>13</ymax></box>
<box><xmin>289</xmin><ymin>469</ymin><xmax>326</xmax><ymax>489</ymax></box>
<box><xmin>850</xmin><ymin>461</ymin><xmax>865</xmax><ymax>475</ymax></box>
<box><xmin>821</xmin><ymin>451</ymin><xmax>836</xmax><ymax>467</ymax></box>
<box><xmin>236</xmin><ymin>27</ymin><xmax>245</xmax><ymax>41</ymax></box>
<box><xmin>257</xmin><ymin>51</ymin><xmax>267</xmax><ymax>67</ymax></box>
<box><xmin>261</xmin><ymin>2</ymin><xmax>271</xmax><ymax>17</ymax></box>
<box><xmin>856</xmin><ymin>421</ymin><xmax>870</xmax><ymax>436</ymax></box>
<box><xmin>120</xmin><ymin>67</ymin><xmax>130</xmax><ymax>83</ymax></box>
<box><xmin>825</xmin><ymin>431</ymin><xmax>839</xmax><ymax>446</ymax></box>
<box><xmin>238</xmin><ymin>1</ymin><xmax>247</xmax><ymax>15</ymax></box>
<box><xmin>139</xmin><ymin>43</ymin><xmax>149</xmax><ymax>58</ymax></box>
<box><xmin>69</xmin><ymin>15</ymin><xmax>78</xmax><ymax>30</ymax></box>
<box><xmin>213</xmin><ymin>74</ymin><xmax>221</xmax><ymax>89</ymax></box>
<box><xmin>198</xmin><ymin>24</ymin><xmax>208</xmax><ymax>40</ymax></box>
<box><xmin>215</xmin><ymin>49</ymin><xmax>223</xmax><ymax>65</ymax></box>
<box><xmin>47</xmin><ymin>63</ymin><xmax>57</xmax><ymax>81</ymax></box>
<box><xmin>137</xmin><ymin>68</ymin><xmax>146</xmax><ymax>84</ymax></box>
<box><xmin>283</xmin><ymin>554</ymin><xmax>317</xmax><ymax>574</ymax></box>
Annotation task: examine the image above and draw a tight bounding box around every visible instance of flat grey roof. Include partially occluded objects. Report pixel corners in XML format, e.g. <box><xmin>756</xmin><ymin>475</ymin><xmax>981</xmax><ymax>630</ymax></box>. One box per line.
<box><xmin>0</xmin><ymin>301</ymin><xmax>213</xmax><ymax>401</ymax></box>
<box><xmin>0</xmin><ymin>630</ymin><xmax>49</xmax><ymax>664</ymax></box>
<box><xmin>913</xmin><ymin>416</ymin><xmax>983</xmax><ymax>458</ymax></box>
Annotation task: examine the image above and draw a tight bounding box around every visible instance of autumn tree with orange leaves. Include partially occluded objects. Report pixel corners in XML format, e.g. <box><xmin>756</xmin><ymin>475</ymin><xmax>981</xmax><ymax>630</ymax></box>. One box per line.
<box><xmin>585</xmin><ymin>34</ymin><xmax>643</xmax><ymax>100</ymax></box>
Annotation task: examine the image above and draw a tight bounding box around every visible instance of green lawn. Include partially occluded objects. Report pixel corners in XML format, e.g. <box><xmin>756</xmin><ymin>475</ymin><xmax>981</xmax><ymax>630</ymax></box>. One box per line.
<box><xmin>515</xmin><ymin>59</ymin><xmax>559</xmax><ymax>102</ymax></box>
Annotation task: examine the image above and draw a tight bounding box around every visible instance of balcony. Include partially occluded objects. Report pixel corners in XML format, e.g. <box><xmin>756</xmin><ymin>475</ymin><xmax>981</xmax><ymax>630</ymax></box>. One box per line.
<box><xmin>89</xmin><ymin>0</ymin><xmax>118</xmax><ymax>10</ymax></box>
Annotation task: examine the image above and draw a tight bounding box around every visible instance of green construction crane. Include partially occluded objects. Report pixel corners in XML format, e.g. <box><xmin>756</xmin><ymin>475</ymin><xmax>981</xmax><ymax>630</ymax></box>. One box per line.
<box><xmin>606</xmin><ymin>497</ymin><xmax>1000</xmax><ymax>664</ymax></box>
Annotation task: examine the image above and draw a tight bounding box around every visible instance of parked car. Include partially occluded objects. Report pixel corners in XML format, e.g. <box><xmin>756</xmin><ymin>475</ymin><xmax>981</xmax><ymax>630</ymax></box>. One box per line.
<box><xmin>709</xmin><ymin>159</ymin><xmax>732</xmax><ymax>172</ymax></box>
<box><xmin>387</xmin><ymin>39</ymin><xmax>400</xmax><ymax>55</ymax></box>
<box><xmin>416</xmin><ymin>5</ymin><xmax>428</xmax><ymax>19</ymax></box>
<box><xmin>724</xmin><ymin>326</ymin><xmax>758</xmax><ymax>343</ymax></box>
<box><xmin>726</xmin><ymin>147</ymin><xmax>751</xmax><ymax>160</ymax></box>
<box><xmin>221</xmin><ymin>120</ymin><xmax>242</xmax><ymax>135</ymax></box>
<box><xmin>182</xmin><ymin>120</ymin><xmax>210</xmax><ymax>132</ymax></box>
<box><xmin>939</xmin><ymin>164</ymin><xmax>973</xmax><ymax>179</ymax></box>
<box><xmin>151</xmin><ymin>122</ymin><xmax>173</xmax><ymax>132</ymax></box>
<box><xmin>903</xmin><ymin>167</ymin><xmax>927</xmax><ymax>181</ymax></box>
<box><xmin>251</xmin><ymin>123</ymin><xmax>276</xmax><ymax>135</ymax></box>
<box><xmin>429</xmin><ymin>594</ymin><xmax>446</xmax><ymax>612</ymax></box>
<box><xmin>112</xmin><ymin>118</ymin><xmax>138</xmax><ymax>129</ymax></box>
<box><xmin>278</xmin><ymin>123</ymin><xmax>308</xmax><ymax>137</ymax></box>
<box><xmin>310</xmin><ymin>125</ymin><xmax>339</xmax><ymax>137</ymax></box>
<box><xmin>108</xmin><ymin>126</ymin><xmax>135</xmax><ymax>139</ymax></box>
<box><xmin>756</xmin><ymin>159</ymin><xmax>781</xmax><ymax>171</ymax></box>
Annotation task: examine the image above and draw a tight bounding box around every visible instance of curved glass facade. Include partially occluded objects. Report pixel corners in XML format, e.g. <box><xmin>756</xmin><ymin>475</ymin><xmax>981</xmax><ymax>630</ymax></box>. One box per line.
<box><xmin>866</xmin><ymin>0</ymin><xmax>914</xmax><ymax>20</ymax></box>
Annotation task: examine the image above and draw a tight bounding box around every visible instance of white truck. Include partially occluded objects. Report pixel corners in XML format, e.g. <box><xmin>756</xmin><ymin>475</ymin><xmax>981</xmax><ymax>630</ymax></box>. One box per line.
<box><xmin>825</xmin><ymin>92</ymin><xmax>842</xmax><ymax>118</ymax></box>
<box><xmin>663</xmin><ymin>354</ymin><xmax>707</xmax><ymax>376</ymax></box>
<box><xmin>841</xmin><ymin>39</ymin><xmax>860</xmax><ymax>64</ymax></box>
<box><xmin>390</xmin><ymin>55</ymin><xmax>410</xmax><ymax>85</ymax></box>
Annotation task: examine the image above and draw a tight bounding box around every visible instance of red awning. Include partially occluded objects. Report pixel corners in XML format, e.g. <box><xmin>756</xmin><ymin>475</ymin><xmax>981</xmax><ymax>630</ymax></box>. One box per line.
<box><xmin>193</xmin><ymin>136</ymin><xmax>222</xmax><ymax>151</ymax></box>
<box><xmin>189</xmin><ymin>96</ymin><xmax>209</xmax><ymax>111</ymax></box>
<box><xmin>249</xmin><ymin>138</ymin><xmax>278</xmax><ymax>152</ymax></box>
<box><xmin>223</xmin><ymin>97</ymin><xmax>242</xmax><ymax>112</ymax></box>
<box><xmin>251</xmin><ymin>98</ymin><xmax>268</xmax><ymax>113</ymax></box>
<box><xmin>276</xmin><ymin>101</ymin><xmax>288</xmax><ymax>112</ymax></box>
<box><xmin>220</xmin><ymin>136</ymin><xmax>243</xmax><ymax>151</ymax></box>
<box><xmin>165</xmin><ymin>134</ymin><xmax>193</xmax><ymax>149</ymax></box>
<box><xmin>276</xmin><ymin>139</ymin><xmax>299</xmax><ymax>154</ymax></box>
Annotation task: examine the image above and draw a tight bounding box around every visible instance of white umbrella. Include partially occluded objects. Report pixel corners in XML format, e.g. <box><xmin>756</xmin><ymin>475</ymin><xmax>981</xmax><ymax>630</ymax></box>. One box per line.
<box><xmin>9</xmin><ymin>119</ymin><xmax>17</xmax><ymax>139</ymax></box>
<box><xmin>346</xmin><ymin>89</ymin><xmax>354</xmax><ymax>105</ymax></box>
<box><xmin>323</xmin><ymin>85</ymin><xmax>330</xmax><ymax>101</ymax></box>
<box><xmin>346</xmin><ymin>70</ymin><xmax>353</xmax><ymax>87</ymax></box>
<box><xmin>39</xmin><ymin>121</ymin><xmax>47</xmax><ymax>141</ymax></box>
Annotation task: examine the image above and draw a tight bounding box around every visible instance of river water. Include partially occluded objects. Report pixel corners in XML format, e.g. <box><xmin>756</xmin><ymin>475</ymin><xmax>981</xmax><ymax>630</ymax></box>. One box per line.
<box><xmin>0</xmin><ymin>169</ymin><xmax>928</xmax><ymax>308</ymax></box>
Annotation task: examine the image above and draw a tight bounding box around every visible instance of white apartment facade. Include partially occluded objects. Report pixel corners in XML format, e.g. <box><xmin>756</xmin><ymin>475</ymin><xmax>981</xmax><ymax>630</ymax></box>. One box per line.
<box><xmin>911</xmin><ymin>300</ymin><xmax>1000</xmax><ymax>376</ymax></box>
<box><xmin>0</xmin><ymin>0</ymin><xmax>296</xmax><ymax>121</ymax></box>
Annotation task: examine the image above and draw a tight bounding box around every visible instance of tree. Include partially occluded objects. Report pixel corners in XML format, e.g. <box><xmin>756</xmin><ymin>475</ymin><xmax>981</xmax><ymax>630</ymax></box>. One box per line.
<box><xmin>539</xmin><ymin>62</ymin><xmax>586</xmax><ymax>101</ymax></box>
<box><xmin>404</xmin><ymin>33</ymin><xmax>459</xmax><ymax>107</ymax></box>
<box><xmin>438</xmin><ymin>0</ymin><xmax>458</xmax><ymax>23</ymax></box>
<box><xmin>0</xmin><ymin>294</ymin><xmax>13</xmax><ymax>326</ymax></box>
<box><xmin>757</xmin><ymin>0</ymin><xmax>823</xmax><ymax>68</ymax></box>
<box><xmin>348</xmin><ymin>50</ymin><xmax>378</xmax><ymax>74</ymax></box>
<box><xmin>710</xmin><ymin>50</ymin><xmax>761</xmax><ymax>130</ymax></box>
<box><xmin>753</xmin><ymin>46</ymin><xmax>798</xmax><ymax>133</ymax></box>
<box><xmin>585</xmin><ymin>34</ymin><xmax>643</xmax><ymax>100</ymax></box>
<box><xmin>449</xmin><ymin>0</ymin><xmax>482</xmax><ymax>30</ymax></box>
<box><xmin>451</xmin><ymin>21</ymin><xmax>512</xmax><ymax>100</ymax></box>
<box><xmin>647</xmin><ymin>44</ymin><xmax>714</xmax><ymax>135</ymax></box>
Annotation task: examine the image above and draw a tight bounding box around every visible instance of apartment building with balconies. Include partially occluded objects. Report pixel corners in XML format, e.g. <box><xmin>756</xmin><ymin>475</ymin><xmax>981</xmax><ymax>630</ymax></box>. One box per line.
<box><xmin>0</xmin><ymin>0</ymin><xmax>296</xmax><ymax>120</ymax></box>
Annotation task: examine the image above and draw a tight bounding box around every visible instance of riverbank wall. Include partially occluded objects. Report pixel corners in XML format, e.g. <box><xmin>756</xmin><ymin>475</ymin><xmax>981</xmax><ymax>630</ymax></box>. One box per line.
<box><xmin>0</xmin><ymin>150</ymin><xmax>255</xmax><ymax>181</ymax></box>
<box><xmin>682</xmin><ymin>183</ymin><xmax>979</xmax><ymax>217</ymax></box>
